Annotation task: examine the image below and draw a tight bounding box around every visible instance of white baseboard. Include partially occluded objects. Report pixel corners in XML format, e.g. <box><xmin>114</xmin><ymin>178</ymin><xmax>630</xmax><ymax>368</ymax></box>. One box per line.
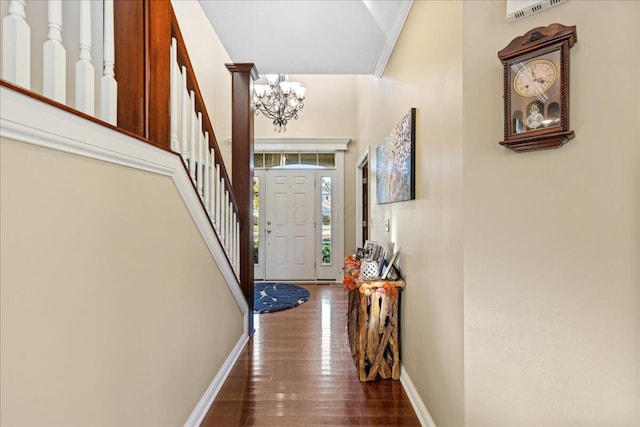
<box><xmin>400</xmin><ymin>364</ymin><xmax>437</xmax><ymax>427</ymax></box>
<box><xmin>184</xmin><ymin>333</ymin><xmax>250</xmax><ymax>427</ymax></box>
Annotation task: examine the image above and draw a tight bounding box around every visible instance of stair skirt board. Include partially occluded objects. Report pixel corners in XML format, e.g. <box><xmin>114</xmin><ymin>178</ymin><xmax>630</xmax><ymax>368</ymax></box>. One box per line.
<box><xmin>0</xmin><ymin>86</ymin><xmax>247</xmax><ymax>317</ymax></box>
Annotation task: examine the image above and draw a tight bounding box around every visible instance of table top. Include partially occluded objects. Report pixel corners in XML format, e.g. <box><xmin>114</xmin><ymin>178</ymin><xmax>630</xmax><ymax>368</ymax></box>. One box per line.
<box><xmin>356</xmin><ymin>279</ymin><xmax>405</xmax><ymax>290</ymax></box>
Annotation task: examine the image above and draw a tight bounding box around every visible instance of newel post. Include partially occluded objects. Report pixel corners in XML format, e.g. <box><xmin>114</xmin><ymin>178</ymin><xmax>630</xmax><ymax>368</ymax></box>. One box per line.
<box><xmin>226</xmin><ymin>63</ymin><xmax>258</xmax><ymax>334</ymax></box>
<box><xmin>113</xmin><ymin>0</ymin><xmax>170</xmax><ymax>149</ymax></box>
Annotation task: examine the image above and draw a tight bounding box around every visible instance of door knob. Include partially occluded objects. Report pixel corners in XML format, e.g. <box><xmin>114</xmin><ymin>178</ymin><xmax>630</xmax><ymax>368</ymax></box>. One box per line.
<box><xmin>267</xmin><ymin>229</ymin><xmax>272</xmax><ymax>233</ymax></box>
<box><xmin>267</xmin><ymin>221</ymin><xmax>272</xmax><ymax>225</ymax></box>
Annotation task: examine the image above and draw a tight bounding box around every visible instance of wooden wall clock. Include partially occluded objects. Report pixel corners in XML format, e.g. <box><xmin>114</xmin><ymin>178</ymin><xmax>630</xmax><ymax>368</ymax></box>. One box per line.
<box><xmin>498</xmin><ymin>23</ymin><xmax>577</xmax><ymax>152</ymax></box>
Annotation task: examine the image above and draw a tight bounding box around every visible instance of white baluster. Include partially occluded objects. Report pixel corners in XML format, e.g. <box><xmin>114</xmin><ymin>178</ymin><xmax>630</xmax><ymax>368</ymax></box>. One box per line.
<box><xmin>222</xmin><ymin>190</ymin><xmax>229</xmax><ymax>247</ymax></box>
<box><xmin>99</xmin><ymin>0</ymin><xmax>117</xmax><ymax>124</ymax></box>
<box><xmin>43</xmin><ymin>0</ymin><xmax>65</xmax><ymax>102</ymax></box>
<box><xmin>218</xmin><ymin>176</ymin><xmax>226</xmax><ymax>236</ymax></box>
<box><xmin>75</xmin><ymin>0</ymin><xmax>95</xmax><ymax>115</ymax></box>
<box><xmin>169</xmin><ymin>38</ymin><xmax>178</xmax><ymax>152</ymax></box>
<box><xmin>180</xmin><ymin>66</ymin><xmax>189</xmax><ymax>162</ymax></box>
<box><xmin>221</xmin><ymin>190</ymin><xmax>228</xmax><ymax>247</ymax></box>
<box><xmin>189</xmin><ymin>91</ymin><xmax>197</xmax><ymax>181</ymax></box>
<box><xmin>221</xmin><ymin>182</ymin><xmax>226</xmax><ymax>242</ymax></box>
<box><xmin>232</xmin><ymin>211</ymin><xmax>237</xmax><ymax>267</ymax></box>
<box><xmin>196</xmin><ymin>112</ymin><xmax>204</xmax><ymax>197</ymax></box>
<box><xmin>215</xmin><ymin>165</ymin><xmax>222</xmax><ymax>232</ymax></box>
<box><xmin>226</xmin><ymin>198</ymin><xmax>232</xmax><ymax>253</ymax></box>
<box><xmin>2</xmin><ymin>0</ymin><xmax>31</xmax><ymax>88</ymax></box>
<box><xmin>235</xmin><ymin>220</ymin><xmax>240</xmax><ymax>274</ymax></box>
<box><xmin>204</xmin><ymin>138</ymin><xmax>211</xmax><ymax>214</ymax></box>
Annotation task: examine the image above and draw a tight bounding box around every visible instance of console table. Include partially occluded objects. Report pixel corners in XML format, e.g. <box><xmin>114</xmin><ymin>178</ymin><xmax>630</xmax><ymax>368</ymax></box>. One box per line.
<box><xmin>347</xmin><ymin>280</ymin><xmax>405</xmax><ymax>382</ymax></box>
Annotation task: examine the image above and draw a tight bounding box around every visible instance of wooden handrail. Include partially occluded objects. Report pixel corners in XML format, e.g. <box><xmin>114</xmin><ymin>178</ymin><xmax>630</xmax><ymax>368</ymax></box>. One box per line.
<box><xmin>169</xmin><ymin>9</ymin><xmax>238</xmax><ymax>213</ymax></box>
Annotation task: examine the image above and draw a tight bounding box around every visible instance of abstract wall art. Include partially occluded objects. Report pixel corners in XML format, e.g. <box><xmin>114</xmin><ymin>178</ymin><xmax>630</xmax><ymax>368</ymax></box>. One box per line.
<box><xmin>376</xmin><ymin>108</ymin><xmax>416</xmax><ymax>204</ymax></box>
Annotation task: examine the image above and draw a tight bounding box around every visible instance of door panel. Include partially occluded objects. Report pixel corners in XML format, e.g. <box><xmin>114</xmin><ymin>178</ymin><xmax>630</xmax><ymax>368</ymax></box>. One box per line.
<box><xmin>265</xmin><ymin>170</ymin><xmax>315</xmax><ymax>280</ymax></box>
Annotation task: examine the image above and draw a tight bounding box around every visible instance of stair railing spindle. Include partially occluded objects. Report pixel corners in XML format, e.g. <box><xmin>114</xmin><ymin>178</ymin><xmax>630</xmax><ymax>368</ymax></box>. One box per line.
<box><xmin>43</xmin><ymin>0</ymin><xmax>65</xmax><ymax>102</ymax></box>
<box><xmin>204</xmin><ymin>136</ymin><xmax>211</xmax><ymax>214</ymax></box>
<box><xmin>180</xmin><ymin>66</ymin><xmax>189</xmax><ymax>162</ymax></box>
<box><xmin>189</xmin><ymin>90</ymin><xmax>197</xmax><ymax>181</ymax></box>
<box><xmin>75</xmin><ymin>0</ymin><xmax>95</xmax><ymax>115</ymax></box>
<box><xmin>99</xmin><ymin>0</ymin><xmax>116</xmax><ymax>124</ymax></box>
<box><xmin>235</xmin><ymin>221</ymin><xmax>240</xmax><ymax>275</ymax></box>
<box><xmin>216</xmin><ymin>165</ymin><xmax>222</xmax><ymax>232</ymax></box>
<box><xmin>196</xmin><ymin>112</ymin><xmax>204</xmax><ymax>197</ymax></box>
<box><xmin>169</xmin><ymin>38</ymin><xmax>179</xmax><ymax>152</ymax></box>
<box><xmin>2</xmin><ymin>0</ymin><xmax>31</xmax><ymax>88</ymax></box>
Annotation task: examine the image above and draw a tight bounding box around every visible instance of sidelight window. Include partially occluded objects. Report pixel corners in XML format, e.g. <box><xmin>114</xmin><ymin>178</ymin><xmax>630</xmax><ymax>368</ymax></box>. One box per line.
<box><xmin>321</xmin><ymin>176</ymin><xmax>332</xmax><ymax>265</ymax></box>
<box><xmin>253</xmin><ymin>177</ymin><xmax>259</xmax><ymax>264</ymax></box>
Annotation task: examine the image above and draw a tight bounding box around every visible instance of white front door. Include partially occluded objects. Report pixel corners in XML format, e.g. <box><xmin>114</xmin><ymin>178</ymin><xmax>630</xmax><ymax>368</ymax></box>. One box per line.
<box><xmin>265</xmin><ymin>169</ymin><xmax>315</xmax><ymax>280</ymax></box>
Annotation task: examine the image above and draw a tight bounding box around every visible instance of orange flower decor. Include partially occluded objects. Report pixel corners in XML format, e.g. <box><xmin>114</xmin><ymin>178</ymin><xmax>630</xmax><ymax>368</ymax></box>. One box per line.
<box><xmin>342</xmin><ymin>255</ymin><xmax>361</xmax><ymax>291</ymax></box>
<box><xmin>344</xmin><ymin>255</ymin><xmax>399</xmax><ymax>295</ymax></box>
<box><xmin>382</xmin><ymin>282</ymin><xmax>398</xmax><ymax>296</ymax></box>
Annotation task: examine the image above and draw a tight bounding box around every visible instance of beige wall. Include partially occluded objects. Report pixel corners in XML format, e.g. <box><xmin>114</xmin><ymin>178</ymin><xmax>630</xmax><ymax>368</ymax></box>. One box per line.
<box><xmin>0</xmin><ymin>138</ymin><xmax>244</xmax><ymax>426</ymax></box>
<box><xmin>254</xmin><ymin>74</ymin><xmax>358</xmax><ymax>140</ymax></box>
<box><xmin>357</xmin><ymin>0</ymin><xmax>639</xmax><ymax>425</ymax></box>
<box><xmin>354</xmin><ymin>1</ymin><xmax>465</xmax><ymax>425</ymax></box>
<box><xmin>462</xmin><ymin>1</ymin><xmax>639</xmax><ymax>425</ymax></box>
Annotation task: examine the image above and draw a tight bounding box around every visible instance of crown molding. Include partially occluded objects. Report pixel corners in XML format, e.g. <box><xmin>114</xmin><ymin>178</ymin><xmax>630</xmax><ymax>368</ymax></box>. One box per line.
<box><xmin>374</xmin><ymin>1</ymin><xmax>414</xmax><ymax>78</ymax></box>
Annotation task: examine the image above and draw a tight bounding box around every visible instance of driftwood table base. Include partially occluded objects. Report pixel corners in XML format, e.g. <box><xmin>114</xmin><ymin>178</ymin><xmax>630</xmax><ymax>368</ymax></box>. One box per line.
<box><xmin>347</xmin><ymin>281</ymin><xmax>403</xmax><ymax>382</ymax></box>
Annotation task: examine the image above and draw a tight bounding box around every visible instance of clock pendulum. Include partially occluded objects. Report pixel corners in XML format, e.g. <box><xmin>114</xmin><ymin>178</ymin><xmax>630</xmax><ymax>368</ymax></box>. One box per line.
<box><xmin>526</xmin><ymin>104</ymin><xmax>544</xmax><ymax>129</ymax></box>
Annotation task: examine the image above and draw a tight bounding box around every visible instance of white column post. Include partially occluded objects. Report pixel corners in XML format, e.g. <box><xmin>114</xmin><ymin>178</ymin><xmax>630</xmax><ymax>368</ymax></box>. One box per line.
<box><xmin>43</xmin><ymin>0</ymin><xmax>65</xmax><ymax>102</ymax></box>
<box><xmin>2</xmin><ymin>0</ymin><xmax>31</xmax><ymax>88</ymax></box>
<box><xmin>75</xmin><ymin>0</ymin><xmax>95</xmax><ymax>115</ymax></box>
<box><xmin>99</xmin><ymin>0</ymin><xmax>117</xmax><ymax>124</ymax></box>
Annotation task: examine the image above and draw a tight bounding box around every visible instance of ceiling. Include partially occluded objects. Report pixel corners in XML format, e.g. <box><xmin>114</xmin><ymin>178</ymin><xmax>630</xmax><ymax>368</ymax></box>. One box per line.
<box><xmin>198</xmin><ymin>0</ymin><xmax>413</xmax><ymax>77</ymax></box>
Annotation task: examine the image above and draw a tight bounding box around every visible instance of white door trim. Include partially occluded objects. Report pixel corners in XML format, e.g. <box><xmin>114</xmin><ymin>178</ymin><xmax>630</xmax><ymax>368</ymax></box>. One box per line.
<box><xmin>355</xmin><ymin>147</ymin><xmax>370</xmax><ymax>249</ymax></box>
<box><xmin>255</xmin><ymin>138</ymin><xmax>350</xmax><ymax>152</ymax></box>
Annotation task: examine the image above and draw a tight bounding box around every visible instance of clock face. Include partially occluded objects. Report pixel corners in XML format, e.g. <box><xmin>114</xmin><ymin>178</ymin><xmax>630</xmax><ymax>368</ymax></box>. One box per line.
<box><xmin>507</xmin><ymin>48</ymin><xmax>563</xmax><ymax>136</ymax></box>
<box><xmin>513</xmin><ymin>59</ymin><xmax>557</xmax><ymax>97</ymax></box>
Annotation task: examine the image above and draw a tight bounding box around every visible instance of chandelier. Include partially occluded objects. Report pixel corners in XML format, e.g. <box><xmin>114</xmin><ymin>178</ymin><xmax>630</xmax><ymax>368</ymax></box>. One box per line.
<box><xmin>254</xmin><ymin>74</ymin><xmax>306</xmax><ymax>132</ymax></box>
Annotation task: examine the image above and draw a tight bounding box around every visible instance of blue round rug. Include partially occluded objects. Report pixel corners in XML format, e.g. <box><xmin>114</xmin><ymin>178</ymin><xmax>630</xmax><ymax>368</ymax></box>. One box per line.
<box><xmin>254</xmin><ymin>283</ymin><xmax>310</xmax><ymax>314</ymax></box>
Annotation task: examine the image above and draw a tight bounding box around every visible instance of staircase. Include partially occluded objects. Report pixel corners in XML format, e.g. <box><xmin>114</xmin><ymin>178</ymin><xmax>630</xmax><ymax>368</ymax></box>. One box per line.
<box><xmin>1</xmin><ymin>0</ymin><xmax>255</xmax><ymax>317</ymax></box>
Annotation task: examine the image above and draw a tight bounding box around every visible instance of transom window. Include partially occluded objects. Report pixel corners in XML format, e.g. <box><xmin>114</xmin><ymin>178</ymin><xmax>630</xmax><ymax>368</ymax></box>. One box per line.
<box><xmin>254</xmin><ymin>152</ymin><xmax>335</xmax><ymax>169</ymax></box>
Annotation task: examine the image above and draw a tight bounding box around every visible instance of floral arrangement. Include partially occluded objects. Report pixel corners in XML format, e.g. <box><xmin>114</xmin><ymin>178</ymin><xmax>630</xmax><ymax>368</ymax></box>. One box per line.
<box><xmin>342</xmin><ymin>254</ymin><xmax>360</xmax><ymax>291</ymax></box>
<box><xmin>343</xmin><ymin>255</ymin><xmax>397</xmax><ymax>296</ymax></box>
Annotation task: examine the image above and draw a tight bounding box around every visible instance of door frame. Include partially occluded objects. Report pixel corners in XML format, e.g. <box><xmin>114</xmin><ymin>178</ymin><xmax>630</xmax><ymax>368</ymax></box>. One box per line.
<box><xmin>254</xmin><ymin>138</ymin><xmax>349</xmax><ymax>282</ymax></box>
<box><xmin>355</xmin><ymin>147</ymin><xmax>370</xmax><ymax>249</ymax></box>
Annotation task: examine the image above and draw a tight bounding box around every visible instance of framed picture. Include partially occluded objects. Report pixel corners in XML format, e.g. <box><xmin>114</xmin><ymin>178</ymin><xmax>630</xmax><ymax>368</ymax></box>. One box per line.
<box><xmin>374</xmin><ymin>248</ymin><xmax>387</xmax><ymax>274</ymax></box>
<box><xmin>376</xmin><ymin>108</ymin><xmax>416</xmax><ymax>204</ymax></box>
<box><xmin>381</xmin><ymin>250</ymin><xmax>400</xmax><ymax>280</ymax></box>
<box><xmin>363</xmin><ymin>240</ymin><xmax>377</xmax><ymax>260</ymax></box>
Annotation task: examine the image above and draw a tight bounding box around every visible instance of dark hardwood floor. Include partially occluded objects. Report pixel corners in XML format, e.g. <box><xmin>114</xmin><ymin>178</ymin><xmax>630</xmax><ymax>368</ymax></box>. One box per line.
<box><xmin>201</xmin><ymin>284</ymin><xmax>420</xmax><ymax>426</ymax></box>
